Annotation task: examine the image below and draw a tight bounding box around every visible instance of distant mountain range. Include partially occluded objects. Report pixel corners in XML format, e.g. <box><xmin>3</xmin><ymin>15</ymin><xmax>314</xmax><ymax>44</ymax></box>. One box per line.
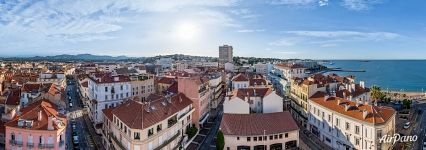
<box><xmin>0</xmin><ymin>54</ymin><xmax>138</xmax><ymax>61</ymax></box>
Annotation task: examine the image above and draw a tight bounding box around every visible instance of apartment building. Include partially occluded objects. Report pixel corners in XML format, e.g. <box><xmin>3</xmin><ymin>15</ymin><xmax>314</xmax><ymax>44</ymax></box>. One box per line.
<box><xmin>101</xmin><ymin>93</ymin><xmax>194</xmax><ymax>150</ymax></box>
<box><xmin>308</xmin><ymin>91</ymin><xmax>395</xmax><ymax>150</ymax></box>
<box><xmin>223</xmin><ymin>87</ymin><xmax>282</xmax><ymax>114</ymax></box>
<box><xmin>87</xmin><ymin>73</ymin><xmax>131</xmax><ymax>124</ymax></box>
<box><xmin>177</xmin><ymin>75</ymin><xmax>212</xmax><ymax>128</ymax></box>
<box><xmin>5</xmin><ymin>100</ymin><xmax>67</xmax><ymax>150</ymax></box>
<box><xmin>289</xmin><ymin>74</ymin><xmax>368</xmax><ymax>128</ymax></box>
<box><xmin>274</xmin><ymin>63</ymin><xmax>307</xmax><ymax>80</ymax></box>
<box><xmin>254</xmin><ymin>62</ymin><xmax>272</xmax><ymax>75</ymax></box>
<box><xmin>130</xmin><ymin>74</ymin><xmax>155</xmax><ymax>101</ymax></box>
<box><xmin>231</xmin><ymin>73</ymin><xmax>268</xmax><ymax>90</ymax></box>
<box><xmin>220</xmin><ymin>111</ymin><xmax>299</xmax><ymax>150</ymax></box>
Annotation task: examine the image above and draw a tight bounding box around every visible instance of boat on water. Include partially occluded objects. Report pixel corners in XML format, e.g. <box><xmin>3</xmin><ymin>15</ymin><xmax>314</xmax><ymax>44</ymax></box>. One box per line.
<box><xmin>329</xmin><ymin>61</ymin><xmax>334</xmax><ymax>65</ymax></box>
<box><xmin>360</xmin><ymin>60</ymin><xmax>370</xmax><ymax>62</ymax></box>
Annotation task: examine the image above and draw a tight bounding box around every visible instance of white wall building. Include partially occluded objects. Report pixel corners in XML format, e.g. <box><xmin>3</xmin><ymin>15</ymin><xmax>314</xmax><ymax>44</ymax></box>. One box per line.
<box><xmin>223</xmin><ymin>87</ymin><xmax>282</xmax><ymax>114</ymax></box>
<box><xmin>87</xmin><ymin>73</ymin><xmax>132</xmax><ymax>124</ymax></box>
<box><xmin>254</xmin><ymin>62</ymin><xmax>272</xmax><ymax>75</ymax></box>
<box><xmin>274</xmin><ymin>63</ymin><xmax>307</xmax><ymax>80</ymax></box>
<box><xmin>308</xmin><ymin>92</ymin><xmax>396</xmax><ymax>150</ymax></box>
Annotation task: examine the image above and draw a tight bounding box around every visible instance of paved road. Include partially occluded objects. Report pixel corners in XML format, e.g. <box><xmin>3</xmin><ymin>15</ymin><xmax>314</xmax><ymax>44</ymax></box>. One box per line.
<box><xmin>413</xmin><ymin>100</ymin><xmax>426</xmax><ymax>150</ymax></box>
<box><xmin>66</xmin><ymin>79</ymin><xmax>95</xmax><ymax>150</ymax></box>
<box><xmin>198</xmin><ymin>105</ymin><xmax>224</xmax><ymax>150</ymax></box>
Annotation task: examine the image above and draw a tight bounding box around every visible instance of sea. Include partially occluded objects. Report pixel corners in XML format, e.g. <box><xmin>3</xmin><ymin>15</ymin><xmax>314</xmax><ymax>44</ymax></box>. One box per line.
<box><xmin>323</xmin><ymin>60</ymin><xmax>426</xmax><ymax>92</ymax></box>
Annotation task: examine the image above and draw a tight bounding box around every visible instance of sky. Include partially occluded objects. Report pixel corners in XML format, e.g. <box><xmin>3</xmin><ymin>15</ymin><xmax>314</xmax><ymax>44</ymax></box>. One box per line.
<box><xmin>1</xmin><ymin>0</ymin><xmax>426</xmax><ymax>59</ymax></box>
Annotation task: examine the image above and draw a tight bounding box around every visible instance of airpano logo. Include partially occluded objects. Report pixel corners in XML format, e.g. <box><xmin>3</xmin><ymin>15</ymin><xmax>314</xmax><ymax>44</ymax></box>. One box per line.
<box><xmin>379</xmin><ymin>134</ymin><xmax>418</xmax><ymax>144</ymax></box>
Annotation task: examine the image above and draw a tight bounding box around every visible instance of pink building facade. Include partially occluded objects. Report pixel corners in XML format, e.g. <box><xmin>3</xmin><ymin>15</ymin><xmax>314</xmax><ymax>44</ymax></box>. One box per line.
<box><xmin>5</xmin><ymin>100</ymin><xmax>67</xmax><ymax>150</ymax></box>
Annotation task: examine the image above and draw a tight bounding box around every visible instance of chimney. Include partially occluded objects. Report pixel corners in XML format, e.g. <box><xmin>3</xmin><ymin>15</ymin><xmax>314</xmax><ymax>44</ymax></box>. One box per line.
<box><xmin>343</xmin><ymin>92</ymin><xmax>347</xmax><ymax>99</ymax></box>
<box><xmin>362</xmin><ymin>110</ymin><xmax>369</xmax><ymax>119</ymax></box>
<box><xmin>344</xmin><ymin>104</ymin><xmax>350</xmax><ymax>111</ymax></box>
<box><xmin>47</xmin><ymin>116</ymin><xmax>54</xmax><ymax>130</ymax></box>
<box><xmin>114</xmin><ymin>76</ymin><xmax>119</xmax><ymax>82</ymax></box>
<box><xmin>360</xmin><ymin>81</ymin><xmax>365</xmax><ymax>89</ymax></box>
<box><xmin>38</xmin><ymin>110</ymin><xmax>42</xmax><ymax>121</ymax></box>
<box><xmin>337</xmin><ymin>99</ymin><xmax>341</xmax><ymax>105</ymax></box>
<box><xmin>324</xmin><ymin>94</ymin><xmax>329</xmax><ymax>101</ymax></box>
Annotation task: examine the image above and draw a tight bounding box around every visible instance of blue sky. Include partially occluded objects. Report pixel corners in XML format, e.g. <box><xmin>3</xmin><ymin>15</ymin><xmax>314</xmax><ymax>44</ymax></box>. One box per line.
<box><xmin>1</xmin><ymin>0</ymin><xmax>426</xmax><ymax>59</ymax></box>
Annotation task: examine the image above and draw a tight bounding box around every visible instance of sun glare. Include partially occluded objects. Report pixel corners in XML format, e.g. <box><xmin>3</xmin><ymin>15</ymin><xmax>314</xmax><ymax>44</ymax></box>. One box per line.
<box><xmin>174</xmin><ymin>21</ymin><xmax>200</xmax><ymax>41</ymax></box>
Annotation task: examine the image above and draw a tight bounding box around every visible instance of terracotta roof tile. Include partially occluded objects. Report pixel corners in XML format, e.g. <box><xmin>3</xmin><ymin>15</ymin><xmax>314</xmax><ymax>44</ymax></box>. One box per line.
<box><xmin>5</xmin><ymin>99</ymin><xmax>66</xmax><ymax>130</ymax></box>
<box><xmin>310</xmin><ymin>91</ymin><xmax>395</xmax><ymax>124</ymax></box>
<box><xmin>220</xmin><ymin>111</ymin><xmax>299</xmax><ymax>136</ymax></box>
<box><xmin>106</xmin><ymin>93</ymin><xmax>192</xmax><ymax>129</ymax></box>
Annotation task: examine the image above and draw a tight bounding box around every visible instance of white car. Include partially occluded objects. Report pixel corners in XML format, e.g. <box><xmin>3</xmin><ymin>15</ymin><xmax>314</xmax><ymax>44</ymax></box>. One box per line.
<box><xmin>403</xmin><ymin>122</ymin><xmax>410</xmax><ymax>129</ymax></box>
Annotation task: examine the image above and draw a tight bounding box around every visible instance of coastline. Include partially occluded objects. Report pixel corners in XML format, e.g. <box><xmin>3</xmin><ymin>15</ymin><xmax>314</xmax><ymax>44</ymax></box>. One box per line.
<box><xmin>383</xmin><ymin>91</ymin><xmax>426</xmax><ymax>99</ymax></box>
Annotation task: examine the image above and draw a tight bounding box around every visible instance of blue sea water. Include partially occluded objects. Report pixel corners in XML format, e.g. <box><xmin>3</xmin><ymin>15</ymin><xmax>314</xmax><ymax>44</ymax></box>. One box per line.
<box><xmin>324</xmin><ymin>60</ymin><xmax>426</xmax><ymax>92</ymax></box>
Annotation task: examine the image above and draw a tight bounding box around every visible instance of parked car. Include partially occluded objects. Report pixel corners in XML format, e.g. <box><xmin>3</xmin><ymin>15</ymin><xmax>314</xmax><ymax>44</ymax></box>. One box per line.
<box><xmin>69</xmin><ymin>102</ymin><xmax>73</xmax><ymax>108</ymax></box>
<box><xmin>423</xmin><ymin>141</ymin><xmax>426</xmax><ymax>150</ymax></box>
<box><xmin>403</xmin><ymin>122</ymin><xmax>411</xmax><ymax>129</ymax></box>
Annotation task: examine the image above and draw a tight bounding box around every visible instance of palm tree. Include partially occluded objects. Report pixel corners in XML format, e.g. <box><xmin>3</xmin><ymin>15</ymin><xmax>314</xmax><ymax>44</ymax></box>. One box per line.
<box><xmin>370</xmin><ymin>85</ymin><xmax>385</xmax><ymax>103</ymax></box>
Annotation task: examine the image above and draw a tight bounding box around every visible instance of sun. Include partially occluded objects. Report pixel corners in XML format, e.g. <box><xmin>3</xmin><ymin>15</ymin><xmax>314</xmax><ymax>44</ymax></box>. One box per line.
<box><xmin>174</xmin><ymin>21</ymin><xmax>200</xmax><ymax>41</ymax></box>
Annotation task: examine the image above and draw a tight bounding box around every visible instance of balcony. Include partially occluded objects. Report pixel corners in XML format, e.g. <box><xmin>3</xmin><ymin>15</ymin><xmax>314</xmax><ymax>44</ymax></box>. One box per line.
<box><xmin>27</xmin><ymin>142</ymin><xmax>34</xmax><ymax>148</ymax></box>
<box><xmin>9</xmin><ymin>139</ymin><xmax>23</xmax><ymax>146</ymax></box>
<box><xmin>38</xmin><ymin>143</ymin><xmax>54</xmax><ymax>148</ymax></box>
<box><xmin>178</xmin><ymin>108</ymin><xmax>194</xmax><ymax>120</ymax></box>
<box><xmin>153</xmin><ymin>130</ymin><xmax>181</xmax><ymax>150</ymax></box>
<box><xmin>59</xmin><ymin>140</ymin><xmax>65</xmax><ymax>147</ymax></box>
<box><xmin>109</xmin><ymin>133</ymin><xmax>126</xmax><ymax>150</ymax></box>
<box><xmin>167</xmin><ymin>117</ymin><xmax>177</xmax><ymax>128</ymax></box>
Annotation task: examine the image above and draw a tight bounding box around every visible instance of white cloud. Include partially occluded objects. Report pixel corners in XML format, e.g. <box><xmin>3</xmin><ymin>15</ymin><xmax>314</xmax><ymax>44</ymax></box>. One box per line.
<box><xmin>0</xmin><ymin>0</ymin><xmax>239</xmax><ymax>52</ymax></box>
<box><xmin>285</xmin><ymin>30</ymin><xmax>399</xmax><ymax>41</ymax></box>
<box><xmin>341</xmin><ymin>0</ymin><xmax>382</xmax><ymax>11</ymax></box>
<box><xmin>269</xmin><ymin>37</ymin><xmax>304</xmax><ymax>46</ymax></box>
<box><xmin>319</xmin><ymin>0</ymin><xmax>329</xmax><ymax>6</ymax></box>
<box><xmin>237</xmin><ymin>29</ymin><xmax>265</xmax><ymax>33</ymax></box>
<box><xmin>269</xmin><ymin>0</ymin><xmax>316</xmax><ymax>5</ymax></box>
<box><xmin>271</xmin><ymin>30</ymin><xmax>400</xmax><ymax>47</ymax></box>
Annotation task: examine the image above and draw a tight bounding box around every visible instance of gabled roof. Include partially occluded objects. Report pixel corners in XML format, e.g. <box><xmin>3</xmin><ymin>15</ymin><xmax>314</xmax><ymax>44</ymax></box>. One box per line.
<box><xmin>105</xmin><ymin>93</ymin><xmax>192</xmax><ymax>130</ymax></box>
<box><xmin>5</xmin><ymin>99</ymin><xmax>66</xmax><ymax>130</ymax></box>
<box><xmin>232</xmin><ymin>73</ymin><xmax>249</xmax><ymax>82</ymax></box>
<box><xmin>309</xmin><ymin>91</ymin><xmax>395</xmax><ymax>124</ymax></box>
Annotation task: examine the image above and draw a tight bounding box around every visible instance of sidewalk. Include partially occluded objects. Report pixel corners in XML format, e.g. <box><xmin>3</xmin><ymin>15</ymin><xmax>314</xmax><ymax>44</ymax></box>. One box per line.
<box><xmin>83</xmin><ymin>113</ymin><xmax>105</xmax><ymax>150</ymax></box>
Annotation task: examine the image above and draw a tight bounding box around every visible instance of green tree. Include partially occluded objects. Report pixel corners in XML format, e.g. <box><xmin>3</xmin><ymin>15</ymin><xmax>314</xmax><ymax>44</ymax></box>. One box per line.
<box><xmin>402</xmin><ymin>99</ymin><xmax>412</xmax><ymax>109</ymax></box>
<box><xmin>370</xmin><ymin>85</ymin><xmax>385</xmax><ymax>103</ymax></box>
<box><xmin>216</xmin><ymin>131</ymin><xmax>225</xmax><ymax>150</ymax></box>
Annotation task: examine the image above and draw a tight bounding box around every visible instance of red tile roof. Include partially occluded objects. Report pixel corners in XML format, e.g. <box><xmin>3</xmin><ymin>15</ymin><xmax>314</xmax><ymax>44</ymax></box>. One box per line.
<box><xmin>156</xmin><ymin>77</ymin><xmax>175</xmax><ymax>85</ymax></box>
<box><xmin>105</xmin><ymin>93</ymin><xmax>192</xmax><ymax>129</ymax></box>
<box><xmin>231</xmin><ymin>87</ymin><xmax>273</xmax><ymax>100</ymax></box>
<box><xmin>21</xmin><ymin>83</ymin><xmax>41</xmax><ymax>93</ymax></box>
<box><xmin>5</xmin><ymin>99</ymin><xmax>66</xmax><ymax>130</ymax></box>
<box><xmin>220</xmin><ymin>111</ymin><xmax>299</xmax><ymax>136</ymax></box>
<box><xmin>6</xmin><ymin>89</ymin><xmax>21</xmax><ymax>105</ymax></box>
<box><xmin>232</xmin><ymin>73</ymin><xmax>249</xmax><ymax>82</ymax></box>
<box><xmin>310</xmin><ymin>91</ymin><xmax>395</xmax><ymax>124</ymax></box>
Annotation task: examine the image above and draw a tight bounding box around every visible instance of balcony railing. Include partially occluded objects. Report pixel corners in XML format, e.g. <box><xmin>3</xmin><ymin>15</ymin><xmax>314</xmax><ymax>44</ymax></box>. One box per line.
<box><xmin>109</xmin><ymin>133</ymin><xmax>126</xmax><ymax>150</ymax></box>
<box><xmin>178</xmin><ymin>108</ymin><xmax>193</xmax><ymax>120</ymax></box>
<box><xmin>153</xmin><ymin>130</ymin><xmax>181</xmax><ymax>150</ymax></box>
<box><xmin>27</xmin><ymin>142</ymin><xmax>34</xmax><ymax>148</ymax></box>
<box><xmin>38</xmin><ymin>143</ymin><xmax>54</xmax><ymax>148</ymax></box>
<box><xmin>9</xmin><ymin>140</ymin><xmax>23</xmax><ymax>146</ymax></box>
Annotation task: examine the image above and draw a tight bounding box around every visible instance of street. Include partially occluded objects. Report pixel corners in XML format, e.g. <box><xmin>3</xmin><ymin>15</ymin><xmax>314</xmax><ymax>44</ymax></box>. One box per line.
<box><xmin>66</xmin><ymin>78</ymin><xmax>96</xmax><ymax>150</ymax></box>
<box><xmin>412</xmin><ymin>100</ymin><xmax>426</xmax><ymax>150</ymax></box>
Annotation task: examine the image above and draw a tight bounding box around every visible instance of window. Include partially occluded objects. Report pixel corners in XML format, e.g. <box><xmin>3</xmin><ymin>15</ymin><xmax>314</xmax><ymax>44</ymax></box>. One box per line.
<box><xmin>157</xmin><ymin>124</ymin><xmax>162</xmax><ymax>132</ymax></box>
<box><xmin>274</xmin><ymin>135</ymin><xmax>278</xmax><ymax>139</ymax></box>
<box><xmin>335</xmin><ymin>118</ymin><xmax>339</xmax><ymax>126</ymax></box>
<box><xmin>279</xmin><ymin>134</ymin><xmax>283</xmax><ymax>139</ymax></box>
<box><xmin>269</xmin><ymin>135</ymin><xmax>273</xmax><ymax>140</ymax></box>
<box><xmin>326</xmin><ymin>137</ymin><xmax>331</xmax><ymax>143</ymax></box>
<box><xmin>346</xmin><ymin>122</ymin><xmax>350</xmax><ymax>130</ymax></box>
<box><xmin>254</xmin><ymin>137</ymin><xmax>257</xmax><ymax>141</ymax></box>
<box><xmin>148</xmin><ymin>128</ymin><xmax>154</xmax><ymax>137</ymax></box>
<box><xmin>134</xmin><ymin>132</ymin><xmax>140</xmax><ymax>140</ymax></box>
<box><xmin>237</xmin><ymin>137</ymin><xmax>239</xmax><ymax>140</ymax></box>
<box><xmin>105</xmin><ymin>87</ymin><xmax>108</xmax><ymax>92</ymax></box>
<box><xmin>259</xmin><ymin>136</ymin><xmax>262</xmax><ymax>141</ymax></box>
<box><xmin>120</xmin><ymin>85</ymin><xmax>123</xmax><ymax>90</ymax></box>
<box><xmin>247</xmin><ymin>137</ymin><xmax>251</xmax><ymax>142</ymax></box>
<box><xmin>355</xmin><ymin>126</ymin><xmax>360</xmax><ymax>134</ymax></box>
<box><xmin>105</xmin><ymin>95</ymin><xmax>108</xmax><ymax>100</ymax></box>
<box><xmin>264</xmin><ymin>136</ymin><xmax>267</xmax><ymax>141</ymax></box>
<box><xmin>355</xmin><ymin>138</ymin><xmax>360</xmax><ymax>145</ymax></box>
<box><xmin>285</xmin><ymin>133</ymin><xmax>288</xmax><ymax>138</ymax></box>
